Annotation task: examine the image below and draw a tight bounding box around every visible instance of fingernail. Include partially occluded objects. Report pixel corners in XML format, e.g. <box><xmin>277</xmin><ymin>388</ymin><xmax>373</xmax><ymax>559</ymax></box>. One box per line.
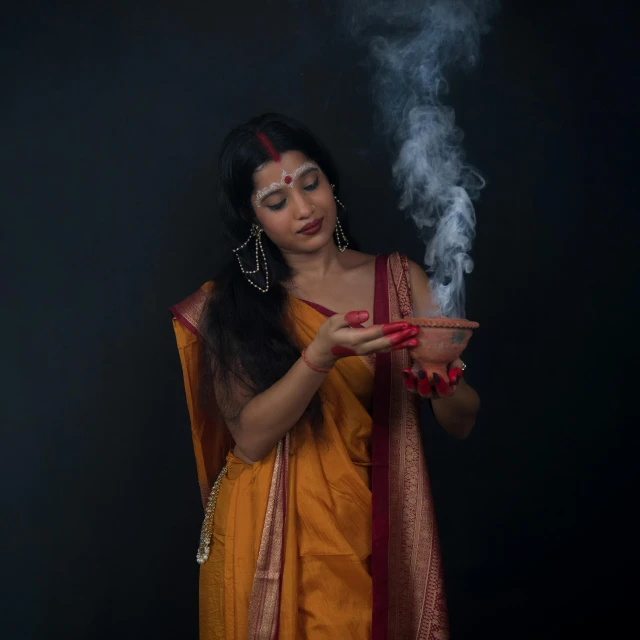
<box><xmin>433</xmin><ymin>373</ymin><xmax>451</xmax><ymax>396</ymax></box>
<box><xmin>381</xmin><ymin>321</ymin><xmax>410</xmax><ymax>335</ymax></box>
<box><xmin>402</xmin><ymin>369</ymin><xmax>416</xmax><ymax>390</ymax></box>
<box><xmin>448</xmin><ymin>367</ymin><xmax>463</xmax><ymax>386</ymax></box>
<box><xmin>417</xmin><ymin>376</ymin><xmax>431</xmax><ymax>397</ymax></box>
<box><xmin>392</xmin><ymin>339</ymin><xmax>418</xmax><ymax>351</ymax></box>
<box><xmin>418</xmin><ymin>370</ymin><xmax>426</xmax><ymax>379</ymax></box>
<box><xmin>388</xmin><ymin>328</ymin><xmax>419</xmax><ymax>345</ymax></box>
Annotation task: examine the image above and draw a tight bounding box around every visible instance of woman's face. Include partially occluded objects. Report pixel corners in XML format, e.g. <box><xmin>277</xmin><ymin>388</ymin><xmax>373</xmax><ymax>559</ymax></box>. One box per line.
<box><xmin>251</xmin><ymin>150</ymin><xmax>337</xmax><ymax>254</ymax></box>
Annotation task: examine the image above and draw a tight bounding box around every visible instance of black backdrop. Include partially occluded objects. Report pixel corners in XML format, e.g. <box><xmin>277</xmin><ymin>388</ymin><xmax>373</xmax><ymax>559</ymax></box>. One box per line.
<box><xmin>2</xmin><ymin>1</ymin><xmax>638</xmax><ymax>638</ymax></box>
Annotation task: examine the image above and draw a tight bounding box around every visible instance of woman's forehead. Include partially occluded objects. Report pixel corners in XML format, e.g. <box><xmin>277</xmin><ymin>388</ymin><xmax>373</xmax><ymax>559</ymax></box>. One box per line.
<box><xmin>253</xmin><ymin>150</ymin><xmax>309</xmax><ymax>187</ymax></box>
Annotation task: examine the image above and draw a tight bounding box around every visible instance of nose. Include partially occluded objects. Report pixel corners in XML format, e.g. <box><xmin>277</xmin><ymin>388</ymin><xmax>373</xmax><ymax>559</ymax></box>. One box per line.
<box><xmin>289</xmin><ymin>191</ymin><xmax>315</xmax><ymax>219</ymax></box>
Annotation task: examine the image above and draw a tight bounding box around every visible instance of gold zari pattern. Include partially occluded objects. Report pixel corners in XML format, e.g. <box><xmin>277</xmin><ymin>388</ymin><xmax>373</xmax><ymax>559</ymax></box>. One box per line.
<box><xmin>196</xmin><ymin>463</ymin><xmax>228</xmax><ymax>564</ymax></box>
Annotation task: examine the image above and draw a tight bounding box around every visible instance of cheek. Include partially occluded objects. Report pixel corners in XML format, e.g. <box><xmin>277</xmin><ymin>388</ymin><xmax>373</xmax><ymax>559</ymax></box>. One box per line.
<box><xmin>258</xmin><ymin>213</ymin><xmax>293</xmax><ymax>240</ymax></box>
<box><xmin>317</xmin><ymin>187</ymin><xmax>336</xmax><ymax>214</ymax></box>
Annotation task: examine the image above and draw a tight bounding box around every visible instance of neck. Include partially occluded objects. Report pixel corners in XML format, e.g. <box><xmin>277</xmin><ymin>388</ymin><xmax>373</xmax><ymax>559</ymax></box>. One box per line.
<box><xmin>282</xmin><ymin>242</ymin><xmax>346</xmax><ymax>283</ymax></box>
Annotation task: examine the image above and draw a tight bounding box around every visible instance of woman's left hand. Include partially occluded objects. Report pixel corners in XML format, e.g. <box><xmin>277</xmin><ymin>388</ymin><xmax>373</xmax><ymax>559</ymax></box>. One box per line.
<box><xmin>402</xmin><ymin>358</ymin><xmax>465</xmax><ymax>399</ymax></box>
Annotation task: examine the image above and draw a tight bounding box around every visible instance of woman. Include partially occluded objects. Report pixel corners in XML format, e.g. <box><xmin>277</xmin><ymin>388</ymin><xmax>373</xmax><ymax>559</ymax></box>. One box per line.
<box><xmin>170</xmin><ymin>113</ymin><xmax>480</xmax><ymax>639</ymax></box>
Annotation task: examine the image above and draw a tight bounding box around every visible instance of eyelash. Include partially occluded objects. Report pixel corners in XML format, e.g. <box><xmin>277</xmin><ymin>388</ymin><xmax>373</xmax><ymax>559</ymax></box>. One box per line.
<box><xmin>267</xmin><ymin>176</ymin><xmax>320</xmax><ymax>211</ymax></box>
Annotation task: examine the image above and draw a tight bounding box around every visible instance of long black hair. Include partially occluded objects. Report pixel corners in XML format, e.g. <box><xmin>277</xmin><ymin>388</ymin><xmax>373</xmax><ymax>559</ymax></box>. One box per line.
<box><xmin>199</xmin><ymin>113</ymin><xmax>346</xmax><ymax>434</ymax></box>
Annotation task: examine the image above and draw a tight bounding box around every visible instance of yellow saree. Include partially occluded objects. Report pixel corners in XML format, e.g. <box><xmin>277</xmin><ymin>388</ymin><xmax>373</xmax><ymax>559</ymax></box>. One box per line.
<box><xmin>171</xmin><ymin>252</ymin><xmax>448</xmax><ymax>639</ymax></box>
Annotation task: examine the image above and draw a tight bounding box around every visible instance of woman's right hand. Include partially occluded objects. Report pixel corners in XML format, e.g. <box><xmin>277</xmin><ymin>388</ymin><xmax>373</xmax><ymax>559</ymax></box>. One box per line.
<box><xmin>304</xmin><ymin>310</ymin><xmax>419</xmax><ymax>369</ymax></box>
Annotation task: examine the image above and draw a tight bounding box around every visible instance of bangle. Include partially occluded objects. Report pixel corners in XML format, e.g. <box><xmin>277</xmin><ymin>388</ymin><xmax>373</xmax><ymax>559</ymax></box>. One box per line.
<box><xmin>301</xmin><ymin>348</ymin><xmax>332</xmax><ymax>373</ymax></box>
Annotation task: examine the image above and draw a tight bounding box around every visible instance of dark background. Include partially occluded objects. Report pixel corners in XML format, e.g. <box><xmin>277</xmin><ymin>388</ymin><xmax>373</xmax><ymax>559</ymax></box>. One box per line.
<box><xmin>2</xmin><ymin>0</ymin><xmax>637</xmax><ymax>638</ymax></box>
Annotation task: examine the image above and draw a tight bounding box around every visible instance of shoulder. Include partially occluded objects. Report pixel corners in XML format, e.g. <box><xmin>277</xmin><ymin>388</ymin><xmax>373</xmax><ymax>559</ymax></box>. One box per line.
<box><xmin>405</xmin><ymin>259</ymin><xmax>432</xmax><ymax>305</ymax></box>
<box><xmin>385</xmin><ymin>251</ymin><xmax>430</xmax><ymax>290</ymax></box>
<box><xmin>405</xmin><ymin>258</ymin><xmax>430</xmax><ymax>290</ymax></box>
<box><xmin>402</xmin><ymin>258</ymin><xmax>440</xmax><ymax>317</ymax></box>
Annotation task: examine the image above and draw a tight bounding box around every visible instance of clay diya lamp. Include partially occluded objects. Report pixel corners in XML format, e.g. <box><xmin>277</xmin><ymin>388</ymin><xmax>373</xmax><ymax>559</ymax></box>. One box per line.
<box><xmin>407</xmin><ymin>317</ymin><xmax>479</xmax><ymax>381</ymax></box>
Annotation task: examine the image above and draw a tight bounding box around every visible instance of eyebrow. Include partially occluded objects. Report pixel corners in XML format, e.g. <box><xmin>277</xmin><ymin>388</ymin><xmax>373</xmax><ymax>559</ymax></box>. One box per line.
<box><xmin>258</xmin><ymin>167</ymin><xmax>319</xmax><ymax>203</ymax></box>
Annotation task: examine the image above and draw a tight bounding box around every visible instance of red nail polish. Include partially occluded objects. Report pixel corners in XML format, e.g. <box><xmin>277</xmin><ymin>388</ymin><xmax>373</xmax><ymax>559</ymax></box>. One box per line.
<box><xmin>381</xmin><ymin>321</ymin><xmax>410</xmax><ymax>335</ymax></box>
<box><xmin>417</xmin><ymin>376</ymin><xmax>431</xmax><ymax>397</ymax></box>
<box><xmin>391</xmin><ymin>338</ymin><xmax>418</xmax><ymax>351</ymax></box>
<box><xmin>448</xmin><ymin>367</ymin><xmax>463</xmax><ymax>386</ymax></box>
<box><xmin>388</xmin><ymin>328</ymin><xmax>419</xmax><ymax>345</ymax></box>
<box><xmin>402</xmin><ymin>368</ymin><xmax>416</xmax><ymax>389</ymax></box>
<box><xmin>345</xmin><ymin>310</ymin><xmax>369</xmax><ymax>326</ymax></box>
<box><xmin>433</xmin><ymin>373</ymin><xmax>451</xmax><ymax>396</ymax></box>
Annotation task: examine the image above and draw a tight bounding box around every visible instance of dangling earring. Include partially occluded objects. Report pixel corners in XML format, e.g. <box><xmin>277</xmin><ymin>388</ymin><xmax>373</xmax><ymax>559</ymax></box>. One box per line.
<box><xmin>331</xmin><ymin>184</ymin><xmax>349</xmax><ymax>253</ymax></box>
<box><xmin>232</xmin><ymin>223</ymin><xmax>270</xmax><ymax>293</ymax></box>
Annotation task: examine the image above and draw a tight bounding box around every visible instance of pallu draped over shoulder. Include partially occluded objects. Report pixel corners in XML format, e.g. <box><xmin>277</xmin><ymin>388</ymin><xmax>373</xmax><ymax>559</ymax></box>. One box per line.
<box><xmin>171</xmin><ymin>252</ymin><xmax>449</xmax><ymax>639</ymax></box>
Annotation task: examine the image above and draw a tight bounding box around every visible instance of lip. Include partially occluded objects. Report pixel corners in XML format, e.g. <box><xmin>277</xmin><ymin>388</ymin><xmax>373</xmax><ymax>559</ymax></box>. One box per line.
<box><xmin>298</xmin><ymin>218</ymin><xmax>324</xmax><ymax>235</ymax></box>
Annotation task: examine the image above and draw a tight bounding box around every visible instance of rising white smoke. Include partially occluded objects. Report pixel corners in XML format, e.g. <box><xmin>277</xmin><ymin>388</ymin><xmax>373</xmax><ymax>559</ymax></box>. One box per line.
<box><xmin>348</xmin><ymin>0</ymin><xmax>499</xmax><ymax>318</ymax></box>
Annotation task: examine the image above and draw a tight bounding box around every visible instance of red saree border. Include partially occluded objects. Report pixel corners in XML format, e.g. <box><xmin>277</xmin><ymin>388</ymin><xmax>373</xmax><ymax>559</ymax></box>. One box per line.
<box><xmin>297</xmin><ymin>257</ymin><xmax>393</xmax><ymax>637</ymax></box>
<box><xmin>169</xmin><ymin>286</ymin><xmax>209</xmax><ymax>337</ymax></box>
<box><xmin>372</xmin><ymin>253</ymin><xmax>391</xmax><ymax>640</ymax></box>
<box><xmin>386</xmin><ymin>253</ymin><xmax>450</xmax><ymax>639</ymax></box>
<box><xmin>297</xmin><ymin>299</ymin><xmax>336</xmax><ymax>318</ymax></box>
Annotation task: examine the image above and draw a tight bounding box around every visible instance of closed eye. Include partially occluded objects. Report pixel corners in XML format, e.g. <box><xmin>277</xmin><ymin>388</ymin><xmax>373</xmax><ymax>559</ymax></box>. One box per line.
<box><xmin>266</xmin><ymin>176</ymin><xmax>320</xmax><ymax>211</ymax></box>
<box><xmin>267</xmin><ymin>199</ymin><xmax>286</xmax><ymax>211</ymax></box>
<box><xmin>304</xmin><ymin>176</ymin><xmax>320</xmax><ymax>191</ymax></box>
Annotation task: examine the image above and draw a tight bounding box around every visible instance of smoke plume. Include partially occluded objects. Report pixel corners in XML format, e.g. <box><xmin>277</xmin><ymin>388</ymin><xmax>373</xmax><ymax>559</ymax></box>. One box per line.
<box><xmin>348</xmin><ymin>0</ymin><xmax>499</xmax><ymax>318</ymax></box>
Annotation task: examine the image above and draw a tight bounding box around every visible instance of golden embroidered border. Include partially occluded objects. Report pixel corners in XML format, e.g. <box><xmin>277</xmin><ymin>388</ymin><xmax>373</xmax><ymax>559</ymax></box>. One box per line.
<box><xmin>387</xmin><ymin>253</ymin><xmax>449</xmax><ymax>639</ymax></box>
<box><xmin>247</xmin><ymin>433</ymin><xmax>290</xmax><ymax>639</ymax></box>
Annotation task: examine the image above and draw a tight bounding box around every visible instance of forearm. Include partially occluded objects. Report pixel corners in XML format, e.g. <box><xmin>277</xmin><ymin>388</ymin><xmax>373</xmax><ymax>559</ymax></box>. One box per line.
<box><xmin>431</xmin><ymin>380</ymin><xmax>480</xmax><ymax>440</ymax></box>
<box><xmin>235</xmin><ymin>348</ymin><xmax>328</xmax><ymax>461</ymax></box>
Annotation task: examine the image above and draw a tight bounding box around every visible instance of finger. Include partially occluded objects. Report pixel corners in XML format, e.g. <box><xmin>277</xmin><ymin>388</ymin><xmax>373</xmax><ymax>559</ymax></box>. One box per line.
<box><xmin>388</xmin><ymin>327</ymin><xmax>420</xmax><ymax>345</ymax></box>
<box><xmin>417</xmin><ymin>370</ymin><xmax>432</xmax><ymax>398</ymax></box>
<box><xmin>342</xmin><ymin>320</ymin><xmax>412</xmax><ymax>342</ymax></box>
<box><xmin>343</xmin><ymin>310</ymin><xmax>369</xmax><ymax>328</ymax></box>
<box><xmin>391</xmin><ymin>337</ymin><xmax>419</xmax><ymax>351</ymax></box>
<box><xmin>360</xmin><ymin>326</ymin><xmax>419</xmax><ymax>353</ymax></box>
<box><xmin>432</xmin><ymin>372</ymin><xmax>452</xmax><ymax>397</ymax></box>
<box><xmin>448</xmin><ymin>367</ymin><xmax>464</xmax><ymax>386</ymax></box>
<box><xmin>381</xmin><ymin>321</ymin><xmax>412</xmax><ymax>336</ymax></box>
<box><xmin>402</xmin><ymin>369</ymin><xmax>417</xmax><ymax>392</ymax></box>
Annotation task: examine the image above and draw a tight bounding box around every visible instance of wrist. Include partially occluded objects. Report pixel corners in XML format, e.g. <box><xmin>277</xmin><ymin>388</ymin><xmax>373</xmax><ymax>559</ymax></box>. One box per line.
<box><xmin>304</xmin><ymin>340</ymin><xmax>337</xmax><ymax>371</ymax></box>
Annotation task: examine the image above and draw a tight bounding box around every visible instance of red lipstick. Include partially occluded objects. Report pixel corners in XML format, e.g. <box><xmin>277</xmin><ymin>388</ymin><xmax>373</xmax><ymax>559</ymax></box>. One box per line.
<box><xmin>299</xmin><ymin>219</ymin><xmax>324</xmax><ymax>235</ymax></box>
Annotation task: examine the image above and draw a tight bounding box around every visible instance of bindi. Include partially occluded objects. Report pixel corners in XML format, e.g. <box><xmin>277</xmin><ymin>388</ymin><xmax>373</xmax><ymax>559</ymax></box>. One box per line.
<box><xmin>254</xmin><ymin>161</ymin><xmax>319</xmax><ymax>208</ymax></box>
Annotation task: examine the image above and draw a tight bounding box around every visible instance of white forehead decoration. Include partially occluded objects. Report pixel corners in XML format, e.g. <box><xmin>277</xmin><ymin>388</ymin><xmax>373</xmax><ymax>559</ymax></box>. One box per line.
<box><xmin>255</xmin><ymin>161</ymin><xmax>319</xmax><ymax>207</ymax></box>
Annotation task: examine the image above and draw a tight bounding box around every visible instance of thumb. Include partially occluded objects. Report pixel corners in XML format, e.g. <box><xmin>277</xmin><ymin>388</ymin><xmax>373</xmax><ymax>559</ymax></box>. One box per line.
<box><xmin>447</xmin><ymin>358</ymin><xmax>465</xmax><ymax>386</ymax></box>
<box><xmin>337</xmin><ymin>310</ymin><xmax>369</xmax><ymax>329</ymax></box>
